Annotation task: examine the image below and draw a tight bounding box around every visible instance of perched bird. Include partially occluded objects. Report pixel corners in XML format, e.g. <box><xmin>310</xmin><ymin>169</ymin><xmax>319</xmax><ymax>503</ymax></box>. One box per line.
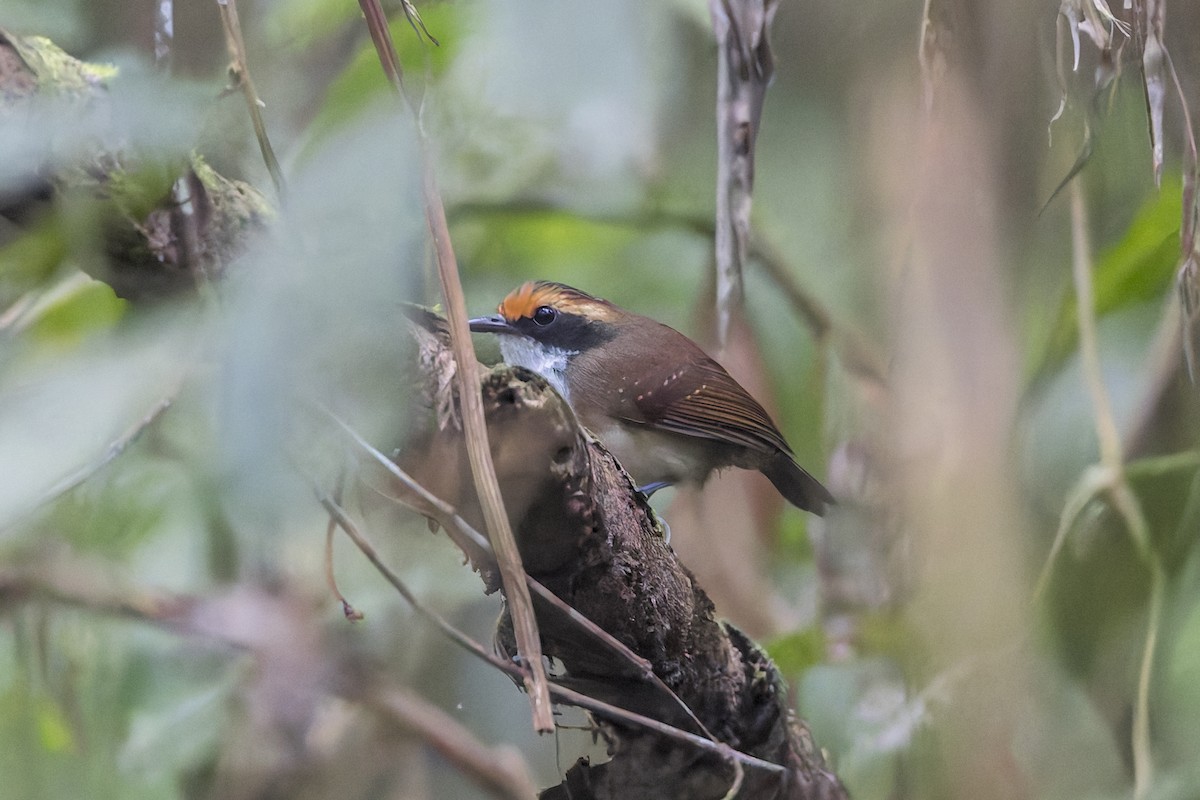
<box><xmin>469</xmin><ymin>281</ymin><xmax>833</xmax><ymax>515</ymax></box>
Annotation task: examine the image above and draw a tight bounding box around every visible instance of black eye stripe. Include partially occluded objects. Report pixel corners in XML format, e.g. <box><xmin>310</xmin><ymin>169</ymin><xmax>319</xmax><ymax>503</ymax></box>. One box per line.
<box><xmin>532</xmin><ymin>306</ymin><xmax>557</xmax><ymax>326</ymax></box>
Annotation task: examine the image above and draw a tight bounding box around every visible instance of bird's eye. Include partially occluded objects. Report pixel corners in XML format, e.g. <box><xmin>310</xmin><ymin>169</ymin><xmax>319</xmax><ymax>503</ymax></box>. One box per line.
<box><xmin>532</xmin><ymin>306</ymin><xmax>557</xmax><ymax>326</ymax></box>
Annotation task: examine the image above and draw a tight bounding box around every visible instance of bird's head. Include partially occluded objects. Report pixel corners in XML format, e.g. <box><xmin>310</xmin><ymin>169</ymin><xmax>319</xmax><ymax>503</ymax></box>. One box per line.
<box><xmin>469</xmin><ymin>281</ymin><xmax>623</xmax><ymax>352</ymax></box>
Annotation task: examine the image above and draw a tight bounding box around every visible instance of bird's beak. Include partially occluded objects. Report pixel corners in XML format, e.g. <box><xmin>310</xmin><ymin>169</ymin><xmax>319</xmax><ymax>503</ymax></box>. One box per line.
<box><xmin>468</xmin><ymin>314</ymin><xmax>514</xmax><ymax>334</ymax></box>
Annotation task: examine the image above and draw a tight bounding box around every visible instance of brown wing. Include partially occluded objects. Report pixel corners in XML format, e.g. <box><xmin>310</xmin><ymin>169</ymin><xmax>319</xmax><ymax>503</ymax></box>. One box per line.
<box><xmin>617</xmin><ymin>352</ymin><xmax>792</xmax><ymax>456</ymax></box>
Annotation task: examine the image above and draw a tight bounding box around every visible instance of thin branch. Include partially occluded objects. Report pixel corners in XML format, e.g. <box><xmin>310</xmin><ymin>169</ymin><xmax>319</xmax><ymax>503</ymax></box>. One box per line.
<box><xmin>316</xmin><ymin>492</ymin><xmax>770</xmax><ymax>787</ymax></box>
<box><xmin>317</xmin><ymin>491</ymin><xmax>506</xmax><ymax>668</ymax></box>
<box><xmin>5</xmin><ymin>373</ymin><xmax>185</xmax><ymax>529</ymax></box>
<box><xmin>752</xmin><ymin>234</ymin><xmax>888</xmax><ymax>388</ymax></box>
<box><xmin>216</xmin><ymin>0</ymin><xmax>286</xmax><ymax>196</ymax></box>
<box><xmin>322</xmin><ymin>470</ymin><xmax>363</xmax><ymax>620</ymax></box>
<box><xmin>548</xmin><ymin>682</ymin><xmax>776</xmax><ymax>777</ymax></box>
<box><xmin>1164</xmin><ymin>51</ymin><xmax>1198</xmax><ymax>255</ymax></box>
<box><xmin>0</xmin><ymin>564</ymin><xmax>535</xmax><ymax>800</ymax></box>
<box><xmin>1068</xmin><ymin>176</ymin><xmax>1157</xmax><ymax>797</ymax></box>
<box><xmin>357</xmin><ymin>0</ymin><xmax>409</xmax><ymax>102</ymax></box>
<box><xmin>328</xmin><ymin>414</ymin><xmax>641</xmax><ymax>666</ymax></box>
<box><xmin>1075</xmin><ymin>178</ymin><xmax>1147</xmax><ymax>551</ymax></box>
<box><xmin>708</xmin><ymin>0</ymin><xmax>777</xmax><ymax>348</ymax></box>
<box><xmin>355</xmin><ymin>0</ymin><xmax>553</xmax><ymax>732</ymax></box>
<box><xmin>154</xmin><ymin>0</ymin><xmax>173</xmax><ymax>71</ymax></box>
<box><xmin>1069</xmin><ymin>177</ymin><xmax>1150</xmax><ymax>553</ymax></box>
<box><xmin>918</xmin><ymin>0</ymin><xmax>937</xmax><ymax>111</ymax></box>
<box><xmin>1032</xmin><ymin>464</ymin><xmax>1107</xmax><ymax>603</ymax></box>
<box><xmin>1</xmin><ymin>555</ymin><xmax>782</xmax><ymax>784</ymax></box>
<box><xmin>1121</xmin><ymin>292</ymin><xmax>1184</xmax><ymax>454</ymax></box>
<box><xmin>366</xmin><ymin>687</ymin><xmax>537</xmax><ymax>800</ymax></box>
<box><xmin>324</xmin><ymin>411</ymin><xmax>718</xmax><ymax>740</ymax></box>
<box><xmin>420</xmin><ymin>170</ymin><xmax>561</xmax><ymax>722</ymax></box>
<box><xmin>1133</xmin><ymin>559</ymin><xmax>1163</xmax><ymax>800</ymax></box>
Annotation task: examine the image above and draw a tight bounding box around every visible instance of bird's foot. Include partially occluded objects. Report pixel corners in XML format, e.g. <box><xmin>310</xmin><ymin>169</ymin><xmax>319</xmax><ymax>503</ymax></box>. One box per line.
<box><xmin>636</xmin><ymin>481</ymin><xmax>672</xmax><ymax>498</ymax></box>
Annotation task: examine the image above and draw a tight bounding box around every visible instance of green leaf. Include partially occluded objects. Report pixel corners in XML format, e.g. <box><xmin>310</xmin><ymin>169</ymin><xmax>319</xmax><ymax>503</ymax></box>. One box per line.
<box><xmin>35</xmin><ymin>696</ymin><xmax>74</xmax><ymax>753</ymax></box>
<box><xmin>1040</xmin><ymin>180</ymin><xmax>1182</xmax><ymax>372</ymax></box>
<box><xmin>0</xmin><ymin>217</ymin><xmax>69</xmax><ymax>300</ymax></box>
<box><xmin>765</xmin><ymin>627</ymin><xmax>826</xmax><ymax>676</ymax></box>
<box><xmin>107</xmin><ymin>161</ymin><xmax>185</xmax><ymax>222</ymax></box>
<box><xmin>26</xmin><ymin>274</ymin><xmax>126</xmax><ymax>343</ymax></box>
<box><xmin>297</xmin><ymin>4</ymin><xmax>463</xmax><ymax>161</ymax></box>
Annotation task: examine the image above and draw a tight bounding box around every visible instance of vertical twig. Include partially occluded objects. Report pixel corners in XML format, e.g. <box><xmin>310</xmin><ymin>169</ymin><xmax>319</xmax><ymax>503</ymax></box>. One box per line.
<box><xmin>216</xmin><ymin>0</ymin><xmax>286</xmax><ymax>196</ymax></box>
<box><xmin>1070</xmin><ymin>180</ymin><xmax>1121</xmax><ymax>469</ymax></box>
<box><xmin>1139</xmin><ymin>0</ymin><xmax>1165</xmax><ymax>187</ymax></box>
<box><xmin>154</xmin><ymin>0</ymin><xmax>173</xmax><ymax>71</ymax></box>
<box><xmin>322</xmin><ymin>470</ymin><xmax>364</xmax><ymax>620</ymax></box>
<box><xmin>355</xmin><ymin>0</ymin><xmax>554</xmax><ymax>733</ymax></box>
<box><xmin>1133</xmin><ymin>560</ymin><xmax>1163</xmax><ymax>800</ymax></box>
<box><xmin>1069</xmin><ymin>178</ymin><xmax>1149</xmax><ymax>551</ymax></box>
<box><xmin>423</xmin><ymin>163</ymin><xmax>554</xmax><ymax>734</ymax></box>
<box><xmin>1069</xmin><ymin>177</ymin><xmax>1157</xmax><ymax>798</ymax></box>
<box><xmin>708</xmin><ymin>0</ymin><xmax>777</xmax><ymax>348</ymax></box>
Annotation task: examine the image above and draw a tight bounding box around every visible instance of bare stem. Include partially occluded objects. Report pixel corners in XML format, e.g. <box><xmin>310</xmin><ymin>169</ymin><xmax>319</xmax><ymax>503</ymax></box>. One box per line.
<box><xmin>216</xmin><ymin>0</ymin><xmax>286</xmax><ymax>196</ymax></box>
<box><xmin>366</xmin><ymin>687</ymin><xmax>538</xmax><ymax>800</ymax></box>
<box><xmin>1069</xmin><ymin>176</ymin><xmax>1156</xmax><ymax>796</ymax></box>
<box><xmin>5</xmin><ymin>373</ymin><xmax>185</xmax><ymax>530</ymax></box>
<box><xmin>1070</xmin><ymin>178</ymin><xmax>1121</xmax><ymax>470</ymax></box>
<box><xmin>321</xmin><ymin>470</ymin><xmax>363</xmax><ymax>620</ymax></box>
<box><xmin>354</xmin><ymin>0</ymin><xmax>552</xmax><ymax>732</ymax></box>
<box><xmin>1133</xmin><ymin>559</ymin><xmax>1163</xmax><ymax>800</ymax></box>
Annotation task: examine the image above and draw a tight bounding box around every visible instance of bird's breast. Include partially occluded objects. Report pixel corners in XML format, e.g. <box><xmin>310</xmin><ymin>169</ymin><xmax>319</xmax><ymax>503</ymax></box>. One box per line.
<box><xmin>579</xmin><ymin>415</ymin><xmax>712</xmax><ymax>486</ymax></box>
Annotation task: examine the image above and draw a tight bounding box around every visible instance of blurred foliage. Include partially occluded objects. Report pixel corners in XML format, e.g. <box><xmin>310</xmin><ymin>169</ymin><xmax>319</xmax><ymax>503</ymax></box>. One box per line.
<box><xmin>1</xmin><ymin>1</ymin><xmax>1200</xmax><ymax>799</ymax></box>
<box><xmin>1038</xmin><ymin>181</ymin><xmax>1184</xmax><ymax>377</ymax></box>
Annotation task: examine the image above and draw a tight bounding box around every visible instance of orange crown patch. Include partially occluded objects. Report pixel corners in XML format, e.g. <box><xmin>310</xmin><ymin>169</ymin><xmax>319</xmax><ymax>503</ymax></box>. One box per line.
<box><xmin>497</xmin><ymin>281</ymin><xmax>621</xmax><ymax>323</ymax></box>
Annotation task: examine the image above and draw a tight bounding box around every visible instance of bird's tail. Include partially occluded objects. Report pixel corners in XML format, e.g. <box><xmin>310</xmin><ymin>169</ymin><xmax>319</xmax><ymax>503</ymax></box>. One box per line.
<box><xmin>762</xmin><ymin>452</ymin><xmax>835</xmax><ymax>515</ymax></box>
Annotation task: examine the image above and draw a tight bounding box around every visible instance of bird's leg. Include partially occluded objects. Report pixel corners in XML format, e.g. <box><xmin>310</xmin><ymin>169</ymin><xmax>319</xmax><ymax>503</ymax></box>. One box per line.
<box><xmin>635</xmin><ymin>482</ymin><xmax>674</xmax><ymax>543</ymax></box>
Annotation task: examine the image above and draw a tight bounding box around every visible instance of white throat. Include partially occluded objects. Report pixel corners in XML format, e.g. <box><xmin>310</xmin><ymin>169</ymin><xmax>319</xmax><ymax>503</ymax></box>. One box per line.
<box><xmin>498</xmin><ymin>336</ymin><xmax>577</xmax><ymax>403</ymax></box>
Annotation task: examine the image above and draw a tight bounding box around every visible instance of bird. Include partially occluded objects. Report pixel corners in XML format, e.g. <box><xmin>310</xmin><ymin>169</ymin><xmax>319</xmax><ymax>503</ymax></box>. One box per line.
<box><xmin>468</xmin><ymin>281</ymin><xmax>833</xmax><ymax>515</ymax></box>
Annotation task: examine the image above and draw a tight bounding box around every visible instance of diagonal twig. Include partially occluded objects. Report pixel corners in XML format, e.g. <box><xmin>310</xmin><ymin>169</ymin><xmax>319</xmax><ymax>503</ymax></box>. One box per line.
<box><xmin>366</xmin><ymin>687</ymin><xmax>535</xmax><ymax>800</ymax></box>
<box><xmin>313</xmin><ymin>494</ymin><xmax>765</xmax><ymax>790</ymax></box>
<box><xmin>216</xmin><ymin>0</ymin><xmax>286</xmax><ymax>196</ymax></box>
<box><xmin>324</xmin><ymin>410</ymin><xmax>718</xmax><ymax>741</ymax></box>
<box><xmin>0</xmin><ymin>563</ymin><xmax>536</xmax><ymax>800</ymax></box>
<box><xmin>0</xmin><ymin>560</ymin><xmax>779</xmax><ymax>783</ymax></box>
<box><xmin>4</xmin><ymin>372</ymin><xmax>187</xmax><ymax>530</ymax></box>
<box><xmin>322</xmin><ymin>468</ymin><xmax>364</xmax><ymax>620</ymax></box>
